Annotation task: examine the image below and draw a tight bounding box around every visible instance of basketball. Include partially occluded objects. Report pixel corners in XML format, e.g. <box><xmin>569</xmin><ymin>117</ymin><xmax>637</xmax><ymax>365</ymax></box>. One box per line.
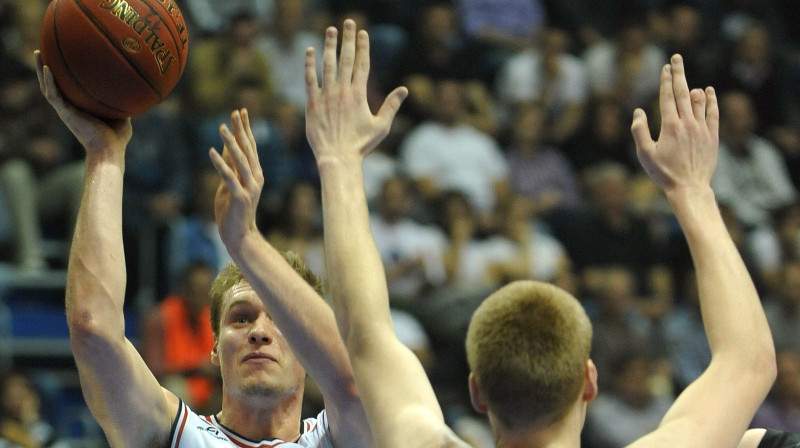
<box><xmin>39</xmin><ymin>0</ymin><xmax>189</xmax><ymax>120</ymax></box>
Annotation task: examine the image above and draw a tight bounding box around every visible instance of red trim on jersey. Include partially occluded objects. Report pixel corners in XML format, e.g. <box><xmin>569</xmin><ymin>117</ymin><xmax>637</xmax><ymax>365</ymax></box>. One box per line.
<box><xmin>174</xmin><ymin>404</ymin><xmax>190</xmax><ymax>447</ymax></box>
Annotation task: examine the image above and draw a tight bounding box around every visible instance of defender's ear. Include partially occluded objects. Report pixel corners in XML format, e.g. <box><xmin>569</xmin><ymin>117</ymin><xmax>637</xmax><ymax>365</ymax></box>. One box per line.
<box><xmin>583</xmin><ymin>359</ymin><xmax>598</xmax><ymax>402</ymax></box>
<box><xmin>468</xmin><ymin>372</ymin><xmax>489</xmax><ymax>414</ymax></box>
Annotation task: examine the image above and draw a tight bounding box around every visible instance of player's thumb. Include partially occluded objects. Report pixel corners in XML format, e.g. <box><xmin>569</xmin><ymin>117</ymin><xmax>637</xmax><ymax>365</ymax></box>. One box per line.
<box><xmin>630</xmin><ymin>108</ymin><xmax>654</xmax><ymax>152</ymax></box>
<box><xmin>377</xmin><ymin>86</ymin><xmax>408</xmax><ymax>124</ymax></box>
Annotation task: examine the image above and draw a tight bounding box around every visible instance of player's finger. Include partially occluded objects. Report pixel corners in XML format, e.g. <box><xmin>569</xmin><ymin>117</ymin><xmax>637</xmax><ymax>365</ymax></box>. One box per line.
<box><xmin>240</xmin><ymin>109</ymin><xmax>261</xmax><ymax>172</ymax></box>
<box><xmin>209</xmin><ymin>148</ymin><xmax>245</xmax><ymax>197</ymax></box>
<box><xmin>220</xmin><ymin>123</ymin><xmax>252</xmax><ymax>184</ymax></box>
<box><xmin>631</xmin><ymin>108</ymin><xmax>654</xmax><ymax>153</ymax></box>
<box><xmin>34</xmin><ymin>50</ymin><xmax>46</xmax><ymax>95</ymax></box>
<box><xmin>353</xmin><ymin>29</ymin><xmax>370</xmax><ymax>88</ymax></box>
<box><xmin>670</xmin><ymin>54</ymin><xmax>693</xmax><ymax>119</ymax></box>
<box><xmin>230</xmin><ymin>110</ymin><xmax>254</xmax><ymax>169</ymax></box>
<box><xmin>322</xmin><ymin>26</ymin><xmax>338</xmax><ymax>88</ymax></box>
<box><xmin>377</xmin><ymin>86</ymin><xmax>408</xmax><ymax>127</ymax></box>
<box><xmin>339</xmin><ymin>19</ymin><xmax>356</xmax><ymax>83</ymax></box>
<box><xmin>690</xmin><ymin>88</ymin><xmax>706</xmax><ymax>124</ymax></box>
<box><xmin>659</xmin><ymin>63</ymin><xmax>677</xmax><ymax>121</ymax></box>
<box><xmin>305</xmin><ymin>47</ymin><xmax>319</xmax><ymax>98</ymax></box>
<box><xmin>705</xmin><ymin>86</ymin><xmax>719</xmax><ymax>138</ymax></box>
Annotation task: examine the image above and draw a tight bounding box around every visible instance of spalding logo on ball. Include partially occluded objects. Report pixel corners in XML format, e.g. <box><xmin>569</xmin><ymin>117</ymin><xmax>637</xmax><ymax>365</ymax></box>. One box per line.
<box><xmin>40</xmin><ymin>0</ymin><xmax>189</xmax><ymax>119</ymax></box>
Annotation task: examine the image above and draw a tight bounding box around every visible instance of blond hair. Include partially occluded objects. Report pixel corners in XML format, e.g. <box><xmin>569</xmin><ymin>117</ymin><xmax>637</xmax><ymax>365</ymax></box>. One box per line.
<box><xmin>465</xmin><ymin>280</ymin><xmax>592</xmax><ymax>428</ymax></box>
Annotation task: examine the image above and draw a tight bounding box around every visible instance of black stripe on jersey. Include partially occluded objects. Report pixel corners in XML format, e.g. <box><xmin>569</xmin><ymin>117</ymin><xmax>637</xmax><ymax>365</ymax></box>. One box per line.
<box><xmin>759</xmin><ymin>429</ymin><xmax>800</xmax><ymax>448</ymax></box>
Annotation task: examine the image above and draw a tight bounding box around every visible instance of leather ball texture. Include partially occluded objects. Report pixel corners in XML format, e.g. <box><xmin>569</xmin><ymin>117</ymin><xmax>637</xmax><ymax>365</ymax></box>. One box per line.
<box><xmin>40</xmin><ymin>0</ymin><xmax>189</xmax><ymax>119</ymax></box>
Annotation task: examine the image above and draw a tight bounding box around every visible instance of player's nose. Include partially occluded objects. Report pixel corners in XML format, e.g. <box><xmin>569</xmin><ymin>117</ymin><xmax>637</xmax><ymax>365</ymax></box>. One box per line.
<box><xmin>248</xmin><ymin>314</ymin><xmax>273</xmax><ymax>344</ymax></box>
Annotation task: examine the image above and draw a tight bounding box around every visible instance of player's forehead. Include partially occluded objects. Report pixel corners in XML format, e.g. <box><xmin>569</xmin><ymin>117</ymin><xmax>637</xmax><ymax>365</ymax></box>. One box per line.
<box><xmin>221</xmin><ymin>281</ymin><xmax>267</xmax><ymax>315</ymax></box>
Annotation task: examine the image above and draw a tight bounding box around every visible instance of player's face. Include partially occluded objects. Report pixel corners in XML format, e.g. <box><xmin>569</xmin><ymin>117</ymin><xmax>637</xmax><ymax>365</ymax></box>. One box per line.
<box><xmin>212</xmin><ymin>281</ymin><xmax>306</xmax><ymax>400</ymax></box>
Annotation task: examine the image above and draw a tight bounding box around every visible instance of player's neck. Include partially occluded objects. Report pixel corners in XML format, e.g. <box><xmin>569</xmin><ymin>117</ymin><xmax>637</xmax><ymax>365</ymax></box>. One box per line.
<box><xmin>216</xmin><ymin>391</ymin><xmax>303</xmax><ymax>442</ymax></box>
<box><xmin>492</xmin><ymin>402</ymin><xmax>585</xmax><ymax>448</ymax></box>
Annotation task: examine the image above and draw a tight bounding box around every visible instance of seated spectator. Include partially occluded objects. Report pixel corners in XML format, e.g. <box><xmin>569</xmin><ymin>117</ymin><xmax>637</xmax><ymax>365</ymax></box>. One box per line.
<box><xmin>711</xmin><ymin>90</ymin><xmax>797</xmax><ymax>231</ymax></box>
<box><xmin>264</xmin><ymin>181</ymin><xmax>326</xmax><ymax>277</ymax></box>
<box><xmin>185</xmin><ymin>13</ymin><xmax>274</xmax><ymax>117</ymax></box>
<box><xmin>486</xmin><ymin>195</ymin><xmax>575</xmax><ymax>290</ymax></box>
<box><xmin>165</xmin><ymin>168</ymin><xmax>231</xmax><ymax>289</ymax></box>
<box><xmin>140</xmin><ymin>261</ymin><xmax>219</xmax><ymax>414</ymax></box>
<box><xmin>748</xmin><ymin>202</ymin><xmax>800</xmax><ymax>291</ymax></box>
<box><xmin>496</xmin><ymin>27</ymin><xmax>588</xmax><ymax>145</ymax></box>
<box><xmin>583</xmin><ymin>19</ymin><xmax>666</xmax><ymax>111</ymax></box>
<box><xmin>257</xmin><ymin>0</ymin><xmax>322</xmax><ymax>111</ymax></box>
<box><xmin>399</xmin><ymin>79</ymin><xmax>509</xmax><ymax>221</ymax></box>
<box><xmin>585</xmin><ymin>351</ymin><xmax>674</xmax><ymax>448</ymax></box>
<box><xmin>454</xmin><ymin>0</ymin><xmax>546</xmax><ymax>83</ymax></box>
<box><xmin>503</xmin><ymin>103</ymin><xmax>582</xmax><ymax>219</ymax></box>
<box><xmin>369</xmin><ymin>176</ymin><xmax>448</xmax><ymax>303</ymax></box>
<box><xmin>564</xmin><ymin>97</ymin><xmax>641</xmax><ymax>173</ymax></box>
<box><xmin>586</xmin><ymin>266</ymin><xmax>668</xmax><ymax>391</ymax></box>
<box><xmin>662</xmin><ymin>270</ymin><xmax>711</xmax><ymax>391</ymax></box>
<box><xmin>763</xmin><ymin>261</ymin><xmax>800</xmax><ymax>355</ymax></box>
<box><xmin>556</xmin><ymin>162</ymin><xmax>672</xmax><ymax>302</ymax></box>
<box><xmin>180</xmin><ymin>0</ymin><xmax>273</xmax><ymax>38</ymax></box>
<box><xmin>0</xmin><ymin>370</ymin><xmax>68</xmax><ymax>448</ymax></box>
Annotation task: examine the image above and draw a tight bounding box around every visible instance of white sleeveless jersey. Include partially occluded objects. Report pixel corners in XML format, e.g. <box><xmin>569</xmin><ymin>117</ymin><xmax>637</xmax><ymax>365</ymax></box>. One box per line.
<box><xmin>168</xmin><ymin>401</ymin><xmax>334</xmax><ymax>448</ymax></box>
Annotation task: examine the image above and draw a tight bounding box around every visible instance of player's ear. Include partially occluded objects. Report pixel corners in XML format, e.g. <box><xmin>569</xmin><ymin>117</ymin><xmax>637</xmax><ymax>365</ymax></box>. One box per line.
<box><xmin>583</xmin><ymin>359</ymin><xmax>598</xmax><ymax>402</ymax></box>
<box><xmin>211</xmin><ymin>340</ymin><xmax>220</xmax><ymax>366</ymax></box>
<box><xmin>468</xmin><ymin>372</ymin><xmax>488</xmax><ymax>414</ymax></box>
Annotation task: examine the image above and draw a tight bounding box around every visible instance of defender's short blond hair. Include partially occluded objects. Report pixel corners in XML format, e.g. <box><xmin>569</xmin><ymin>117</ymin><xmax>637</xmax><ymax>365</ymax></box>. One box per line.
<box><xmin>465</xmin><ymin>280</ymin><xmax>593</xmax><ymax>428</ymax></box>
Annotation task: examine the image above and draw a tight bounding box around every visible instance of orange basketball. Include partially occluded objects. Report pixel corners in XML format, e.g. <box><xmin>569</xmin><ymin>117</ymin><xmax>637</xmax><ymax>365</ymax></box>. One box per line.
<box><xmin>39</xmin><ymin>0</ymin><xmax>189</xmax><ymax>120</ymax></box>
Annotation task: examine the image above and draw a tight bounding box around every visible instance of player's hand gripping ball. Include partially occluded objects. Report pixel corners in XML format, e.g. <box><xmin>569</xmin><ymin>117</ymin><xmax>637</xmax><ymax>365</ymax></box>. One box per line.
<box><xmin>39</xmin><ymin>0</ymin><xmax>189</xmax><ymax>119</ymax></box>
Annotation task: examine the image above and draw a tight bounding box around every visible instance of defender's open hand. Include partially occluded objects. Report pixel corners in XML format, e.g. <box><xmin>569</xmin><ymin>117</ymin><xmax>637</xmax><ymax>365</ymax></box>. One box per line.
<box><xmin>304</xmin><ymin>19</ymin><xmax>407</xmax><ymax>163</ymax></box>
<box><xmin>631</xmin><ymin>54</ymin><xmax>719</xmax><ymax>196</ymax></box>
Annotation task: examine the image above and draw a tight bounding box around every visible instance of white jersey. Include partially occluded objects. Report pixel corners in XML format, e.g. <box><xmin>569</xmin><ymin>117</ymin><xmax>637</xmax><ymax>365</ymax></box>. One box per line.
<box><xmin>168</xmin><ymin>401</ymin><xmax>334</xmax><ymax>448</ymax></box>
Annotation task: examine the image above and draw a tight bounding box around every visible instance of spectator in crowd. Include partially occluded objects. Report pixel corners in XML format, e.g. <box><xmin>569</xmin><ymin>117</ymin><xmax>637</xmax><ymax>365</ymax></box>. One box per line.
<box><xmin>502</xmin><ymin>103</ymin><xmax>582</xmax><ymax>219</ymax></box>
<box><xmin>165</xmin><ymin>169</ymin><xmax>232</xmax><ymax>289</ymax></box>
<box><xmin>659</xmin><ymin>4</ymin><xmax>722</xmax><ymax>89</ymax></box>
<box><xmin>195</xmin><ymin>76</ymin><xmax>294</xmax><ymax>213</ymax></box>
<box><xmin>258</xmin><ymin>0</ymin><xmax>323</xmax><ymax>110</ymax></box>
<box><xmin>564</xmin><ymin>98</ymin><xmax>640</xmax><ymax>173</ymax></box>
<box><xmin>556</xmin><ymin>162</ymin><xmax>672</xmax><ymax>302</ymax></box>
<box><xmin>584</xmin><ymin>352</ymin><xmax>674</xmax><ymax>448</ymax></box>
<box><xmin>496</xmin><ymin>28</ymin><xmax>588</xmax><ymax>145</ymax></box>
<box><xmin>662</xmin><ymin>270</ymin><xmax>711</xmax><ymax>391</ymax></box>
<box><xmin>369</xmin><ymin>176</ymin><xmax>448</xmax><ymax>303</ymax></box>
<box><xmin>715</xmin><ymin>23</ymin><xmax>800</xmax><ymax>159</ymax></box>
<box><xmin>748</xmin><ymin>202</ymin><xmax>800</xmax><ymax>291</ymax></box>
<box><xmin>141</xmin><ymin>261</ymin><xmax>220</xmax><ymax>414</ymax></box>
<box><xmin>0</xmin><ymin>370</ymin><xmax>68</xmax><ymax>448</ymax></box>
<box><xmin>455</xmin><ymin>0</ymin><xmax>547</xmax><ymax>83</ymax></box>
<box><xmin>583</xmin><ymin>19</ymin><xmax>666</xmax><ymax>111</ymax></box>
<box><xmin>264</xmin><ymin>181</ymin><xmax>326</xmax><ymax>278</ymax></box>
<box><xmin>399</xmin><ymin>79</ymin><xmax>509</xmax><ymax>220</ymax></box>
<box><xmin>485</xmin><ymin>195</ymin><xmax>575</xmax><ymax>290</ymax></box>
<box><xmin>180</xmin><ymin>0</ymin><xmax>274</xmax><ymax>38</ymax></box>
<box><xmin>394</xmin><ymin>3</ymin><xmax>469</xmax><ymax>123</ymax></box>
<box><xmin>586</xmin><ymin>266</ymin><xmax>667</xmax><ymax>391</ymax></box>
<box><xmin>185</xmin><ymin>13</ymin><xmax>274</xmax><ymax>117</ymax></box>
<box><xmin>711</xmin><ymin>90</ymin><xmax>797</xmax><ymax>231</ymax></box>
<box><xmin>763</xmin><ymin>261</ymin><xmax>800</xmax><ymax>355</ymax></box>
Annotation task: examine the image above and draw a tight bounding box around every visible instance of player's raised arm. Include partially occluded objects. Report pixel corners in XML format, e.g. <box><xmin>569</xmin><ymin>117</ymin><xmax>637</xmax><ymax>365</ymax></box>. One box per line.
<box><xmin>627</xmin><ymin>54</ymin><xmax>776</xmax><ymax>448</ymax></box>
<box><xmin>36</xmin><ymin>50</ymin><xmax>178</xmax><ymax>447</ymax></box>
<box><xmin>208</xmin><ymin>108</ymin><xmax>372</xmax><ymax>448</ymax></box>
<box><xmin>304</xmin><ymin>20</ymin><xmax>468</xmax><ymax>447</ymax></box>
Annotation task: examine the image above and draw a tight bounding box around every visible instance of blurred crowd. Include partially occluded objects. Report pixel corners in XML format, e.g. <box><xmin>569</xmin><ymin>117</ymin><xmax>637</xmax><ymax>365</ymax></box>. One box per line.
<box><xmin>2</xmin><ymin>0</ymin><xmax>800</xmax><ymax>446</ymax></box>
